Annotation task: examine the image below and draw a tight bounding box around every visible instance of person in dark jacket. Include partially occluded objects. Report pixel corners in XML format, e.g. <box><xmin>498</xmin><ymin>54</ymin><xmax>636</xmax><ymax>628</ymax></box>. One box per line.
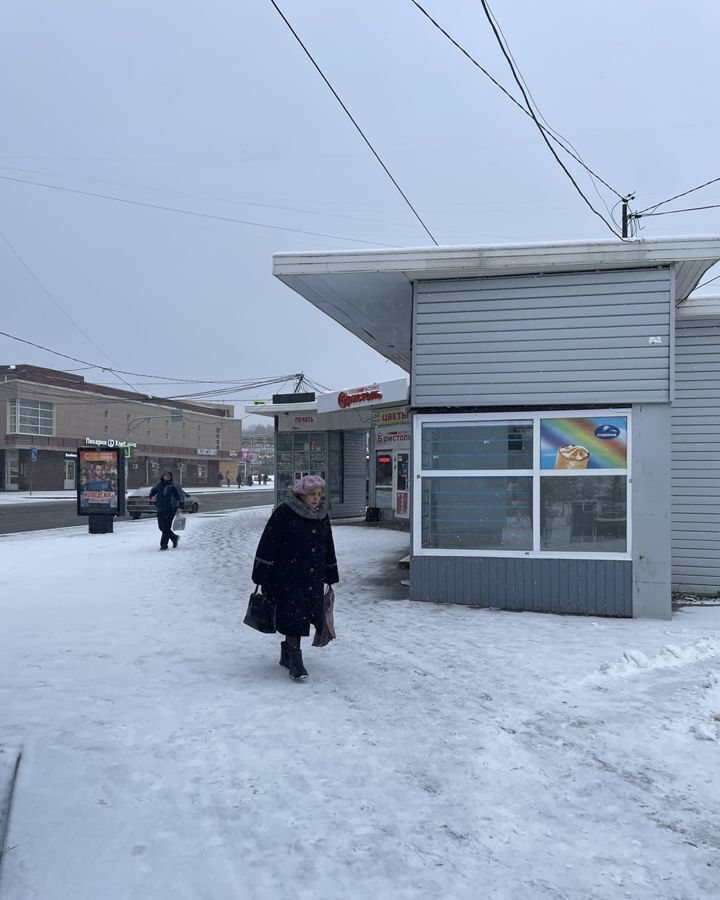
<box><xmin>149</xmin><ymin>467</ymin><xmax>185</xmax><ymax>550</ymax></box>
<box><xmin>252</xmin><ymin>474</ymin><xmax>339</xmax><ymax>680</ymax></box>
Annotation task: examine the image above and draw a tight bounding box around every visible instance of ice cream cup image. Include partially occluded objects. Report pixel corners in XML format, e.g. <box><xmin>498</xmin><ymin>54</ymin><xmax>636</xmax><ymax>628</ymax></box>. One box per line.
<box><xmin>554</xmin><ymin>444</ymin><xmax>589</xmax><ymax>469</ymax></box>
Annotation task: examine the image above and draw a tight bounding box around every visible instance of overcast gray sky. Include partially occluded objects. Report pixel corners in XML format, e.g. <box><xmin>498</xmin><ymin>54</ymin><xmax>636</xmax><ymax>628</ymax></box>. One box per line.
<box><xmin>1</xmin><ymin>0</ymin><xmax>718</xmax><ymax>417</ymax></box>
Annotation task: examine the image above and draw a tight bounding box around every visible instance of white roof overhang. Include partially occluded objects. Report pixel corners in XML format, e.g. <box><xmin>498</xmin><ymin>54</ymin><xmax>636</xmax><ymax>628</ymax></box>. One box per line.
<box><xmin>244</xmin><ymin>401</ymin><xmax>317</xmax><ymax>418</ymax></box>
<box><xmin>273</xmin><ymin>237</ymin><xmax>720</xmax><ymax>371</ymax></box>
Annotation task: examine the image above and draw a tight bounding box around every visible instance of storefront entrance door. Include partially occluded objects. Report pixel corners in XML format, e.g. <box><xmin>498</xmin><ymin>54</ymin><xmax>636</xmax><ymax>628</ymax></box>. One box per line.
<box><xmin>4</xmin><ymin>449</ymin><xmax>19</xmax><ymax>490</ymax></box>
<box><xmin>393</xmin><ymin>451</ymin><xmax>409</xmax><ymax>519</ymax></box>
<box><xmin>64</xmin><ymin>460</ymin><xmax>76</xmax><ymax>490</ymax></box>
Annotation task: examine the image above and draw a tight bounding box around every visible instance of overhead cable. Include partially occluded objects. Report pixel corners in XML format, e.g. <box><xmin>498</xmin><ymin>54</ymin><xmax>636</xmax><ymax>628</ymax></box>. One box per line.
<box><xmin>0</xmin><ymin>328</ymin><xmax>303</xmax><ymax>389</ymax></box>
<box><xmin>695</xmin><ymin>273</ymin><xmax>720</xmax><ymax>291</ymax></box>
<box><xmin>408</xmin><ymin>1</ymin><xmax>623</xmax><ymax>205</ymax></box>
<box><xmin>635</xmin><ymin>176</ymin><xmax>720</xmax><ymax>216</ymax></box>
<box><xmin>0</xmin><ymin>163</ymin><xmax>448</xmax><ymax>234</ymax></box>
<box><xmin>476</xmin><ymin>0</ymin><xmax>622</xmax><ymax>239</ymax></box>
<box><xmin>268</xmin><ymin>0</ymin><xmax>438</xmax><ymax>246</ymax></box>
<box><xmin>633</xmin><ymin>203</ymin><xmax>720</xmax><ymax>218</ymax></box>
<box><xmin>0</xmin><ymin>228</ymin><xmax>142</xmax><ymax>396</ymax></box>
<box><xmin>0</xmin><ymin>174</ymin><xmax>398</xmax><ymax>247</ymax></box>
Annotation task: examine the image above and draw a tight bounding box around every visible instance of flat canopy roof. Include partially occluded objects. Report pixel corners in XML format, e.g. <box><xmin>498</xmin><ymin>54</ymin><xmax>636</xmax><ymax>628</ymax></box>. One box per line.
<box><xmin>273</xmin><ymin>236</ymin><xmax>720</xmax><ymax>371</ymax></box>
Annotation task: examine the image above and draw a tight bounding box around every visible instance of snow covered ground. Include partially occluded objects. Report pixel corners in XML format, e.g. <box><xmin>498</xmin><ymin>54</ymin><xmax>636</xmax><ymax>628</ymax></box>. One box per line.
<box><xmin>0</xmin><ymin>485</ymin><xmax>273</xmax><ymax>505</ymax></box>
<box><xmin>0</xmin><ymin>508</ymin><xmax>719</xmax><ymax>899</ymax></box>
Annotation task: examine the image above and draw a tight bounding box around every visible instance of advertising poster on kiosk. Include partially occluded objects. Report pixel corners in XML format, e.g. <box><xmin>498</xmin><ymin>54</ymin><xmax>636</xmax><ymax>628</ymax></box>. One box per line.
<box><xmin>540</xmin><ymin>417</ymin><xmax>628</xmax><ymax>470</ymax></box>
<box><xmin>77</xmin><ymin>447</ymin><xmax>126</xmax><ymax>516</ymax></box>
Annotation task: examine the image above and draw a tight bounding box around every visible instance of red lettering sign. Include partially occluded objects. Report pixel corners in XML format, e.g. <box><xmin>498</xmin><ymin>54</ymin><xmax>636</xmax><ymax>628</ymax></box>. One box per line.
<box><xmin>337</xmin><ymin>386</ymin><xmax>383</xmax><ymax>408</ymax></box>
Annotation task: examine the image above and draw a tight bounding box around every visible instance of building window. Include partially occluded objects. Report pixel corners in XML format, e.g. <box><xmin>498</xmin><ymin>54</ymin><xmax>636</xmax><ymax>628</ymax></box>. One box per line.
<box><xmin>216</xmin><ymin>427</ymin><xmax>222</xmax><ymax>451</ymax></box>
<box><xmin>197</xmin><ymin>464</ymin><xmax>207</xmax><ymax>482</ymax></box>
<box><xmin>8</xmin><ymin>399</ymin><xmax>54</xmax><ymax>436</ymax></box>
<box><xmin>415</xmin><ymin>411</ymin><xmax>629</xmax><ymax>559</ymax></box>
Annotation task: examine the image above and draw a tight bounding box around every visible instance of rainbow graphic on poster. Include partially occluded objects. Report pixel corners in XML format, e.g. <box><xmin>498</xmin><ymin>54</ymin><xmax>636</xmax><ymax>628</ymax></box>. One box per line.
<box><xmin>540</xmin><ymin>417</ymin><xmax>627</xmax><ymax>470</ymax></box>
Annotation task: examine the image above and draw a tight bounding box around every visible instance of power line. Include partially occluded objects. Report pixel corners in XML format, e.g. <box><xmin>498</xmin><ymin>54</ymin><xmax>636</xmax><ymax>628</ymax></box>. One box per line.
<box><xmin>481</xmin><ymin>2</ymin><xmax>621</xmax><ymax>223</ymax></box>
<box><xmin>409</xmin><ymin>1</ymin><xmax>623</xmax><ymax>207</ymax></box>
<box><xmin>476</xmin><ymin>0</ymin><xmax>622</xmax><ymax>239</ymax></box>
<box><xmin>635</xmin><ymin>176</ymin><xmax>720</xmax><ymax>216</ymax></box>
<box><xmin>0</xmin><ymin>162</ymin><xmax>450</xmax><ymax>234</ymax></box>
<box><xmin>0</xmin><ymin>227</ymin><xmax>143</xmax><ymax>396</ymax></box>
<box><xmin>695</xmin><ymin>273</ymin><xmax>720</xmax><ymax>291</ymax></box>
<box><xmin>268</xmin><ymin>0</ymin><xmax>438</xmax><ymax>246</ymax></box>
<box><xmin>633</xmin><ymin>203</ymin><xmax>720</xmax><ymax>218</ymax></box>
<box><xmin>0</xmin><ymin>174</ymin><xmax>399</xmax><ymax>247</ymax></box>
<box><xmin>0</xmin><ymin>380</ymin><xmax>287</xmax><ymax>411</ymax></box>
<box><xmin>0</xmin><ymin>328</ymin><xmax>307</xmax><ymax>388</ymax></box>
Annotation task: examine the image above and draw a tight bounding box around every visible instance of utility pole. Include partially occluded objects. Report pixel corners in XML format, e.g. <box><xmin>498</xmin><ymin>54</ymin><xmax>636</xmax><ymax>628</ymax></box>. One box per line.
<box><xmin>621</xmin><ymin>193</ymin><xmax>636</xmax><ymax>239</ymax></box>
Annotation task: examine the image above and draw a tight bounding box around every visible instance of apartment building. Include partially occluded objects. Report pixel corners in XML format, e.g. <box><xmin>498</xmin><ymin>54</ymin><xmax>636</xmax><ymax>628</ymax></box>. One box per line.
<box><xmin>0</xmin><ymin>365</ymin><xmax>242</xmax><ymax>490</ymax></box>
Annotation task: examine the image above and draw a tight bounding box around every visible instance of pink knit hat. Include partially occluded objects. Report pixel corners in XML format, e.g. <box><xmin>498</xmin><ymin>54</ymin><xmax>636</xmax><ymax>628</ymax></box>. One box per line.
<box><xmin>293</xmin><ymin>474</ymin><xmax>326</xmax><ymax>495</ymax></box>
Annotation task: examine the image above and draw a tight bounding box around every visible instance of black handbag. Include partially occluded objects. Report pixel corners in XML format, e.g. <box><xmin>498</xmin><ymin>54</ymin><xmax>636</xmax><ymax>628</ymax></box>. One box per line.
<box><xmin>243</xmin><ymin>585</ymin><xmax>276</xmax><ymax>634</ymax></box>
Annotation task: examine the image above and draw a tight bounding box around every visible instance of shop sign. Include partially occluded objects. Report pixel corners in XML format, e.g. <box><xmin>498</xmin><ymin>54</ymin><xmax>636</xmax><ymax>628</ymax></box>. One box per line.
<box><xmin>277</xmin><ymin>413</ymin><xmax>318</xmax><ymax>432</ymax></box>
<box><xmin>84</xmin><ymin>437</ymin><xmax>138</xmax><ymax>449</ymax></box>
<box><xmin>372</xmin><ymin>406</ymin><xmax>409</xmax><ymax>427</ymax></box>
<box><xmin>228</xmin><ymin>450</ymin><xmax>239</xmax><ymax>458</ymax></box>
<box><xmin>374</xmin><ymin>428</ymin><xmax>411</xmax><ymax>448</ymax></box>
<box><xmin>76</xmin><ymin>447</ymin><xmax>126</xmax><ymax>517</ymax></box>
<box><xmin>197</xmin><ymin>448</ymin><xmax>216</xmax><ymax>456</ymax></box>
<box><xmin>540</xmin><ymin>417</ymin><xmax>628</xmax><ymax>470</ymax></box>
<box><xmin>316</xmin><ymin>378</ymin><xmax>408</xmax><ymax>414</ymax></box>
<box><xmin>64</xmin><ymin>452</ymin><xmax>77</xmax><ymax>459</ymax></box>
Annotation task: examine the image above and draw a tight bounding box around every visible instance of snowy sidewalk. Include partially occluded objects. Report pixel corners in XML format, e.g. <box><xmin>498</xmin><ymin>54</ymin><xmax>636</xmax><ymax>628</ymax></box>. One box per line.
<box><xmin>0</xmin><ymin>485</ymin><xmax>273</xmax><ymax>505</ymax></box>
<box><xmin>0</xmin><ymin>509</ymin><xmax>719</xmax><ymax>899</ymax></box>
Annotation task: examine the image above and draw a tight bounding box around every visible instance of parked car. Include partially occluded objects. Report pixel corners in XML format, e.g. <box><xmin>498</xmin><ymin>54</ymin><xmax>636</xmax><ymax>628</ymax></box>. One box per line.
<box><xmin>126</xmin><ymin>486</ymin><xmax>200</xmax><ymax>519</ymax></box>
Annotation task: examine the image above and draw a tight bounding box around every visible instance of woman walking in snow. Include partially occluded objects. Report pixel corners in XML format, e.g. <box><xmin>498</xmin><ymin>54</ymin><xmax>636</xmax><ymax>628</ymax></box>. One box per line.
<box><xmin>252</xmin><ymin>475</ymin><xmax>339</xmax><ymax>680</ymax></box>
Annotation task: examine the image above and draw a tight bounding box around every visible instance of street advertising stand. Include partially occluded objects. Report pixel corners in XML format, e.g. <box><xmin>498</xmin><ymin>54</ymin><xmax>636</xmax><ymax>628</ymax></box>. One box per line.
<box><xmin>76</xmin><ymin>446</ymin><xmax>126</xmax><ymax>534</ymax></box>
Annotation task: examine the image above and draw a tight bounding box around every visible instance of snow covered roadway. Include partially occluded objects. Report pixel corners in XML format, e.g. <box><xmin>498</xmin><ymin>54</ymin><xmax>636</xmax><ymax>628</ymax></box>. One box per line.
<box><xmin>0</xmin><ymin>507</ymin><xmax>718</xmax><ymax>899</ymax></box>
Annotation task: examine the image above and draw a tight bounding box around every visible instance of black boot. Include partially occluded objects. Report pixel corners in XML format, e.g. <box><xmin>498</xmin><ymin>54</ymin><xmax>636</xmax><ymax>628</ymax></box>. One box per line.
<box><xmin>287</xmin><ymin>647</ymin><xmax>308</xmax><ymax>680</ymax></box>
<box><xmin>279</xmin><ymin>640</ymin><xmax>289</xmax><ymax>669</ymax></box>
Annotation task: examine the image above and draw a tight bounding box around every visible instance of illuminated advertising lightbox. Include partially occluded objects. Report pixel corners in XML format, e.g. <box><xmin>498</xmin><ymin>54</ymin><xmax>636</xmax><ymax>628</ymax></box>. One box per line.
<box><xmin>540</xmin><ymin>417</ymin><xmax>628</xmax><ymax>470</ymax></box>
<box><xmin>76</xmin><ymin>447</ymin><xmax>126</xmax><ymax>516</ymax></box>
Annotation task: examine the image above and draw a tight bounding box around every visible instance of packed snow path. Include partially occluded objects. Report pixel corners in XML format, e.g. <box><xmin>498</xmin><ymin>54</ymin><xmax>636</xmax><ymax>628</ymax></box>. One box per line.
<box><xmin>0</xmin><ymin>508</ymin><xmax>719</xmax><ymax>899</ymax></box>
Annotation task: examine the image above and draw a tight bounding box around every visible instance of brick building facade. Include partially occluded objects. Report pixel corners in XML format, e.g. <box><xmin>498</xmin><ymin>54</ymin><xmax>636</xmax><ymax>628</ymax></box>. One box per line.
<box><xmin>0</xmin><ymin>365</ymin><xmax>243</xmax><ymax>491</ymax></box>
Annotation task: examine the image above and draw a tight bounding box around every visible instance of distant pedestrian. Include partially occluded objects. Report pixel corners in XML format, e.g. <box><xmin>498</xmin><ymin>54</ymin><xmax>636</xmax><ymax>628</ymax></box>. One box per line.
<box><xmin>263</xmin><ymin>473</ymin><xmax>268</xmax><ymax>485</ymax></box>
<box><xmin>236</xmin><ymin>473</ymin><xmax>243</xmax><ymax>489</ymax></box>
<box><xmin>252</xmin><ymin>475</ymin><xmax>339</xmax><ymax>680</ymax></box>
<box><xmin>149</xmin><ymin>467</ymin><xmax>185</xmax><ymax>550</ymax></box>
<box><xmin>225</xmin><ymin>471</ymin><xmax>231</xmax><ymax>487</ymax></box>
<box><xmin>246</xmin><ymin>473</ymin><xmax>253</xmax><ymax>487</ymax></box>
<box><xmin>217</xmin><ymin>472</ymin><xmax>224</xmax><ymax>488</ymax></box>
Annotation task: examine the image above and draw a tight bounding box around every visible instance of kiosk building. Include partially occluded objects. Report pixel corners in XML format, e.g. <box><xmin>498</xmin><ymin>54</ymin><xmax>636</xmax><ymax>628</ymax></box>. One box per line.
<box><xmin>273</xmin><ymin>237</ymin><xmax>720</xmax><ymax>618</ymax></box>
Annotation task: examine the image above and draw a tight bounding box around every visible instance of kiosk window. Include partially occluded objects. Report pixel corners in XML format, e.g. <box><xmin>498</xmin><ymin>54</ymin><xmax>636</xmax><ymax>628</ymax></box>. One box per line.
<box><xmin>416</xmin><ymin>412</ymin><xmax>629</xmax><ymax>558</ymax></box>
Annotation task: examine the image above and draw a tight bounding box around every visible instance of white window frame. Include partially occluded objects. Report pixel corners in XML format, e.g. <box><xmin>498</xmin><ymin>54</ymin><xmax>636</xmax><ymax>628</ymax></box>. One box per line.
<box><xmin>413</xmin><ymin>409</ymin><xmax>631</xmax><ymax>561</ymax></box>
<box><xmin>8</xmin><ymin>398</ymin><xmax>54</xmax><ymax>436</ymax></box>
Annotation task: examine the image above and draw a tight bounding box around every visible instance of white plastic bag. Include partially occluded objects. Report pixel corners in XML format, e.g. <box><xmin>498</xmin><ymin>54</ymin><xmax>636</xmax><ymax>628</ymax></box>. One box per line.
<box><xmin>172</xmin><ymin>511</ymin><xmax>187</xmax><ymax>531</ymax></box>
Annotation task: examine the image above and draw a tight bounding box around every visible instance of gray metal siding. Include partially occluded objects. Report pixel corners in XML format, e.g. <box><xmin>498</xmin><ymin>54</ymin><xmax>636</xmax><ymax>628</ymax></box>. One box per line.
<box><xmin>329</xmin><ymin>430</ymin><xmax>367</xmax><ymax>519</ymax></box>
<box><xmin>671</xmin><ymin>317</ymin><xmax>720</xmax><ymax>592</ymax></box>
<box><xmin>412</xmin><ymin>268</ymin><xmax>673</xmax><ymax>406</ymax></box>
<box><xmin>410</xmin><ymin>556</ymin><xmax>632</xmax><ymax>616</ymax></box>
